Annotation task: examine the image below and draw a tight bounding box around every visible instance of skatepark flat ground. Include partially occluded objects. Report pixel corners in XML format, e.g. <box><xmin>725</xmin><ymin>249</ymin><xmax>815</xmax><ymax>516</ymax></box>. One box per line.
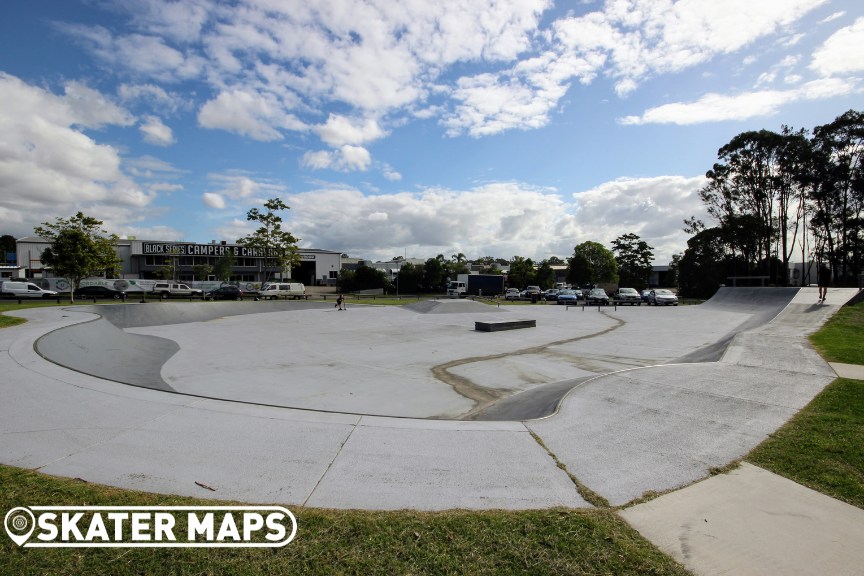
<box><xmin>2</xmin><ymin>286</ymin><xmax>863</xmax><ymax>575</ymax></box>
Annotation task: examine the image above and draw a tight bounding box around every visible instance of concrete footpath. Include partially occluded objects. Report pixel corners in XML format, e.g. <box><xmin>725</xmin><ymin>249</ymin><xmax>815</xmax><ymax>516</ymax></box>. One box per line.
<box><xmin>1</xmin><ymin>286</ymin><xmax>862</xmax><ymax>575</ymax></box>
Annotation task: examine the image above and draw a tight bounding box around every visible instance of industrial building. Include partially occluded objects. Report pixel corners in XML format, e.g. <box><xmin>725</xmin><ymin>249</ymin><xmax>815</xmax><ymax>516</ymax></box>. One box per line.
<box><xmin>14</xmin><ymin>237</ymin><xmax>342</xmax><ymax>286</ymax></box>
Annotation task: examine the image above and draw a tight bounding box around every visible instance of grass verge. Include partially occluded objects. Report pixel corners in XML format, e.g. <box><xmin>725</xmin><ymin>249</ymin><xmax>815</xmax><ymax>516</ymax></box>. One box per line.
<box><xmin>747</xmin><ymin>376</ymin><xmax>864</xmax><ymax>509</ymax></box>
<box><xmin>809</xmin><ymin>301</ymin><xmax>864</xmax><ymax>364</ymax></box>
<box><xmin>0</xmin><ymin>466</ymin><xmax>689</xmax><ymax>576</ymax></box>
<box><xmin>746</xmin><ymin>301</ymin><xmax>864</xmax><ymax>509</ymax></box>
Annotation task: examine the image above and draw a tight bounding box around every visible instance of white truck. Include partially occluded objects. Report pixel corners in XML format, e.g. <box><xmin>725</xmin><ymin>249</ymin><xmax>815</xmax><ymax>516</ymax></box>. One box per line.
<box><xmin>446</xmin><ymin>274</ymin><xmax>505</xmax><ymax>298</ymax></box>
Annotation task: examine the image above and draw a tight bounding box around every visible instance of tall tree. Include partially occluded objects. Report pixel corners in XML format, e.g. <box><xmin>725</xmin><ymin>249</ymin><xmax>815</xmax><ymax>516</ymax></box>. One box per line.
<box><xmin>213</xmin><ymin>250</ymin><xmax>236</xmax><ymax>282</ymax></box>
<box><xmin>34</xmin><ymin>212</ymin><xmax>122</xmax><ymax>303</ymax></box>
<box><xmin>423</xmin><ymin>256</ymin><xmax>447</xmax><ymax>292</ymax></box>
<box><xmin>237</xmin><ymin>198</ymin><xmax>300</xmax><ymax>282</ymax></box>
<box><xmin>507</xmin><ymin>256</ymin><xmax>535</xmax><ymax>288</ymax></box>
<box><xmin>809</xmin><ymin>110</ymin><xmax>864</xmax><ymax>286</ymax></box>
<box><xmin>566</xmin><ymin>241</ymin><xmax>618</xmax><ymax>286</ymax></box>
<box><xmin>611</xmin><ymin>233</ymin><xmax>654</xmax><ymax>290</ymax></box>
<box><xmin>533</xmin><ymin>260</ymin><xmax>556</xmax><ymax>289</ymax></box>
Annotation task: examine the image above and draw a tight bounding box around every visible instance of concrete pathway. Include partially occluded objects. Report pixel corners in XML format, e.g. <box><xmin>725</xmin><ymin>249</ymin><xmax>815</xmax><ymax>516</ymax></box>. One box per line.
<box><xmin>1</xmin><ymin>286</ymin><xmax>862</xmax><ymax>575</ymax></box>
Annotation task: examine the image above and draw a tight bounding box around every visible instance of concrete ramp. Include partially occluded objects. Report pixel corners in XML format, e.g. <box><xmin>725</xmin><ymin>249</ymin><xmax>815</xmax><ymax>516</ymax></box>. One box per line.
<box><xmin>674</xmin><ymin>287</ymin><xmax>799</xmax><ymax>363</ymax></box>
<box><xmin>92</xmin><ymin>300</ymin><xmax>333</xmax><ymax>329</ymax></box>
<box><xmin>403</xmin><ymin>299</ymin><xmax>500</xmax><ymax>314</ymax></box>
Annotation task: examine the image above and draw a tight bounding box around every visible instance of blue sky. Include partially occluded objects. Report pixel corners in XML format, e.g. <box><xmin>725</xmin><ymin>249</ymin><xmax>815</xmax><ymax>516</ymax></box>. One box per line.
<box><xmin>1</xmin><ymin>0</ymin><xmax>862</xmax><ymax>263</ymax></box>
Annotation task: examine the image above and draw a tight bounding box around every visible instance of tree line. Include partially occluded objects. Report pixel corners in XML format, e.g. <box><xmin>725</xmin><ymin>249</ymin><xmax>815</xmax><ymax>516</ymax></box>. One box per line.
<box><xmin>338</xmin><ymin>234</ymin><xmax>657</xmax><ymax>294</ymax></box>
<box><xmin>679</xmin><ymin>109</ymin><xmax>863</xmax><ymax>298</ymax></box>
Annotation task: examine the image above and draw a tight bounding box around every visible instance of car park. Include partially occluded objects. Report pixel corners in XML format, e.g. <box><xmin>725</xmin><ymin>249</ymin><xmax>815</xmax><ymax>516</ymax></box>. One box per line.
<box><xmin>613</xmin><ymin>287</ymin><xmax>641</xmax><ymax>305</ymax></box>
<box><xmin>74</xmin><ymin>286</ymin><xmax>126</xmax><ymax>299</ymax></box>
<box><xmin>204</xmin><ymin>285</ymin><xmax>245</xmax><ymax>300</ymax></box>
<box><xmin>648</xmin><ymin>289</ymin><xmax>679</xmax><ymax>306</ymax></box>
<box><xmin>556</xmin><ymin>289</ymin><xmax>579</xmax><ymax>305</ymax></box>
<box><xmin>586</xmin><ymin>288</ymin><xmax>610</xmax><ymax>305</ymax></box>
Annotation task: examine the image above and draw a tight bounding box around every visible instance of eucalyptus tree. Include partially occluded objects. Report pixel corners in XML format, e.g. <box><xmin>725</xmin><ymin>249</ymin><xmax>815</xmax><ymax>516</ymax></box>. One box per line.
<box><xmin>611</xmin><ymin>233</ymin><xmax>654</xmax><ymax>290</ymax></box>
<box><xmin>566</xmin><ymin>241</ymin><xmax>618</xmax><ymax>286</ymax></box>
<box><xmin>237</xmin><ymin>198</ymin><xmax>300</xmax><ymax>283</ymax></box>
<box><xmin>34</xmin><ymin>212</ymin><xmax>122</xmax><ymax>303</ymax></box>
<box><xmin>507</xmin><ymin>256</ymin><xmax>535</xmax><ymax>289</ymax></box>
<box><xmin>809</xmin><ymin>110</ymin><xmax>864</xmax><ymax>285</ymax></box>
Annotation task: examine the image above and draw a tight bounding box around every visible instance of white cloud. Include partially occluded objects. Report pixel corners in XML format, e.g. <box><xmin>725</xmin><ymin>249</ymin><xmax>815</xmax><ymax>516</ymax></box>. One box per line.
<box><xmin>198</xmin><ymin>89</ymin><xmax>306</xmax><ymax>141</ymax></box>
<box><xmin>570</xmin><ymin>175</ymin><xmax>709</xmax><ymax>262</ymax></box>
<box><xmin>63</xmin><ymin>81</ymin><xmax>136</xmax><ymax>129</ymax></box>
<box><xmin>205</xmin><ymin>172</ymin><xmax>287</xmax><ymax>202</ymax></box>
<box><xmin>301</xmin><ymin>146</ymin><xmax>372</xmax><ymax>172</ymax></box>
<box><xmin>0</xmin><ymin>73</ymin><xmax>155</xmax><ymax>238</ymax></box>
<box><xmin>140</xmin><ymin>115</ymin><xmax>176</xmax><ymax>146</ymax></box>
<box><xmin>202</xmin><ymin>192</ymin><xmax>226</xmax><ymax>209</ymax></box>
<box><xmin>315</xmin><ymin>114</ymin><xmax>387</xmax><ymax>147</ymax></box>
<box><xmin>810</xmin><ymin>17</ymin><xmax>864</xmax><ymax>76</ymax></box>
<box><xmin>118</xmin><ymin>83</ymin><xmax>185</xmax><ymax>113</ymax></box>
<box><xmin>618</xmin><ymin>78</ymin><xmax>860</xmax><ymax>125</ymax></box>
<box><xmin>284</xmin><ymin>176</ymin><xmax>706</xmax><ymax>262</ymax></box>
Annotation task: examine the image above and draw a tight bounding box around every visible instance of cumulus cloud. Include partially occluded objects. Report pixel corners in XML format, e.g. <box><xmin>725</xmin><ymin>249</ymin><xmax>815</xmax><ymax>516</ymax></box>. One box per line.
<box><xmin>198</xmin><ymin>89</ymin><xmax>306</xmax><ymax>141</ymax></box>
<box><xmin>56</xmin><ymin>0</ymin><xmax>845</xmax><ymax>145</ymax></box>
<box><xmin>301</xmin><ymin>146</ymin><xmax>372</xmax><ymax>172</ymax></box>
<box><xmin>118</xmin><ymin>83</ymin><xmax>186</xmax><ymax>113</ymax></box>
<box><xmin>140</xmin><ymin>115</ymin><xmax>175</xmax><ymax>146</ymax></box>
<box><xmin>810</xmin><ymin>17</ymin><xmax>864</xmax><ymax>76</ymax></box>
<box><xmin>618</xmin><ymin>78</ymin><xmax>860</xmax><ymax>125</ymax></box>
<box><xmin>315</xmin><ymin>114</ymin><xmax>387</xmax><ymax>147</ymax></box>
<box><xmin>0</xmin><ymin>73</ymin><xmax>156</xmax><ymax>237</ymax></box>
<box><xmin>202</xmin><ymin>192</ymin><xmax>226</xmax><ymax>209</ymax></box>
<box><xmin>284</xmin><ymin>176</ymin><xmax>706</xmax><ymax>262</ymax></box>
<box><xmin>204</xmin><ymin>172</ymin><xmax>287</xmax><ymax>203</ymax></box>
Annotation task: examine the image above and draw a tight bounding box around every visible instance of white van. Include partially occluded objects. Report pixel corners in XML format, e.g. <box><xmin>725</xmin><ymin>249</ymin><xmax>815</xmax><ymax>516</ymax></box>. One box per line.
<box><xmin>0</xmin><ymin>281</ymin><xmax>58</xmax><ymax>299</ymax></box>
<box><xmin>258</xmin><ymin>282</ymin><xmax>306</xmax><ymax>300</ymax></box>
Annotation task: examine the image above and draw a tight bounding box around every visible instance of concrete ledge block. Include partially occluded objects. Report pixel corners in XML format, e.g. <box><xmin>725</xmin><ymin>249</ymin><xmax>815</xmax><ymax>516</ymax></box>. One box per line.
<box><xmin>475</xmin><ymin>319</ymin><xmax>536</xmax><ymax>332</ymax></box>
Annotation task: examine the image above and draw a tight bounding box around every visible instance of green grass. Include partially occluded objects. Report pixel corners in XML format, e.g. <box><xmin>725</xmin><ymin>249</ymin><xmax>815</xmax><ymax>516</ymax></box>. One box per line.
<box><xmin>0</xmin><ymin>466</ymin><xmax>690</xmax><ymax>576</ymax></box>
<box><xmin>747</xmin><ymin>301</ymin><xmax>864</xmax><ymax>509</ymax></box>
<box><xmin>809</xmin><ymin>302</ymin><xmax>864</xmax><ymax>364</ymax></box>
<box><xmin>747</xmin><ymin>377</ymin><xmax>864</xmax><ymax>509</ymax></box>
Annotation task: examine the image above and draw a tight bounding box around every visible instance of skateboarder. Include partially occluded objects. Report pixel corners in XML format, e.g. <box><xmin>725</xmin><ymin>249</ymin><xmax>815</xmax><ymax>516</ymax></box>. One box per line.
<box><xmin>817</xmin><ymin>262</ymin><xmax>830</xmax><ymax>301</ymax></box>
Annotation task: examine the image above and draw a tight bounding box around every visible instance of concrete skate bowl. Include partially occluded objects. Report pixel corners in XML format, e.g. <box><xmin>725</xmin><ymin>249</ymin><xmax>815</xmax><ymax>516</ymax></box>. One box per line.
<box><xmin>672</xmin><ymin>287</ymin><xmax>799</xmax><ymax>363</ymax></box>
<box><xmin>33</xmin><ymin>291</ymin><xmax>802</xmax><ymax>421</ymax></box>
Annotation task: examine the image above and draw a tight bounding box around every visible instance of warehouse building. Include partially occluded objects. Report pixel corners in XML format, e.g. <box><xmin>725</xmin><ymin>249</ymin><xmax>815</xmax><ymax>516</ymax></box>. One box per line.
<box><xmin>15</xmin><ymin>237</ymin><xmax>342</xmax><ymax>286</ymax></box>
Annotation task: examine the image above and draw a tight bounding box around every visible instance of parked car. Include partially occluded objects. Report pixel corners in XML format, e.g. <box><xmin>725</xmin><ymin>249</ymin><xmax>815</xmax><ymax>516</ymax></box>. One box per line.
<box><xmin>504</xmin><ymin>288</ymin><xmax>521</xmax><ymax>300</ymax></box>
<box><xmin>579</xmin><ymin>284</ymin><xmax>595</xmax><ymax>298</ymax></box>
<box><xmin>613</xmin><ymin>287</ymin><xmax>641</xmax><ymax>305</ymax></box>
<box><xmin>556</xmin><ymin>289</ymin><xmax>579</xmax><ymax>305</ymax></box>
<box><xmin>640</xmin><ymin>289</ymin><xmax>653</xmax><ymax>303</ymax></box>
<box><xmin>204</xmin><ymin>285</ymin><xmax>245</xmax><ymax>300</ymax></box>
<box><xmin>150</xmin><ymin>281</ymin><xmax>203</xmax><ymax>299</ymax></box>
<box><xmin>74</xmin><ymin>286</ymin><xmax>126</xmax><ymax>299</ymax></box>
<box><xmin>586</xmin><ymin>288</ymin><xmax>610</xmax><ymax>305</ymax></box>
<box><xmin>0</xmin><ymin>281</ymin><xmax>57</xmax><ymax>299</ymax></box>
<box><xmin>543</xmin><ymin>289</ymin><xmax>559</xmax><ymax>301</ymax></box>
<box><xmin>648</xmin><ymin>289</ymin><xmax>679</xmax><ymax>306</ymax></box>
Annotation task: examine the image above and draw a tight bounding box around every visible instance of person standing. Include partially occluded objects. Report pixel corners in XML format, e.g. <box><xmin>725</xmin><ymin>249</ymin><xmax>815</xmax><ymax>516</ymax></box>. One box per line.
<box><xmin>817</xmin><ymin>261</ymin><xmax>830</xmax><ymax>301</ymax></box>
<box><xmin>336</xmin><ymin>294</ymin><xmax>345</xmax><ymax>311</ymax></box>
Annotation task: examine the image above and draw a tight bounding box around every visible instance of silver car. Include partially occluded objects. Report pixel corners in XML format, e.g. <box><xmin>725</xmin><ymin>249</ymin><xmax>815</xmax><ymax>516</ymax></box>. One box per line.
<box><xmin>648</xmin><ymin>289</ymin><xmax>679</xmax><ymax>306</ymax></box>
